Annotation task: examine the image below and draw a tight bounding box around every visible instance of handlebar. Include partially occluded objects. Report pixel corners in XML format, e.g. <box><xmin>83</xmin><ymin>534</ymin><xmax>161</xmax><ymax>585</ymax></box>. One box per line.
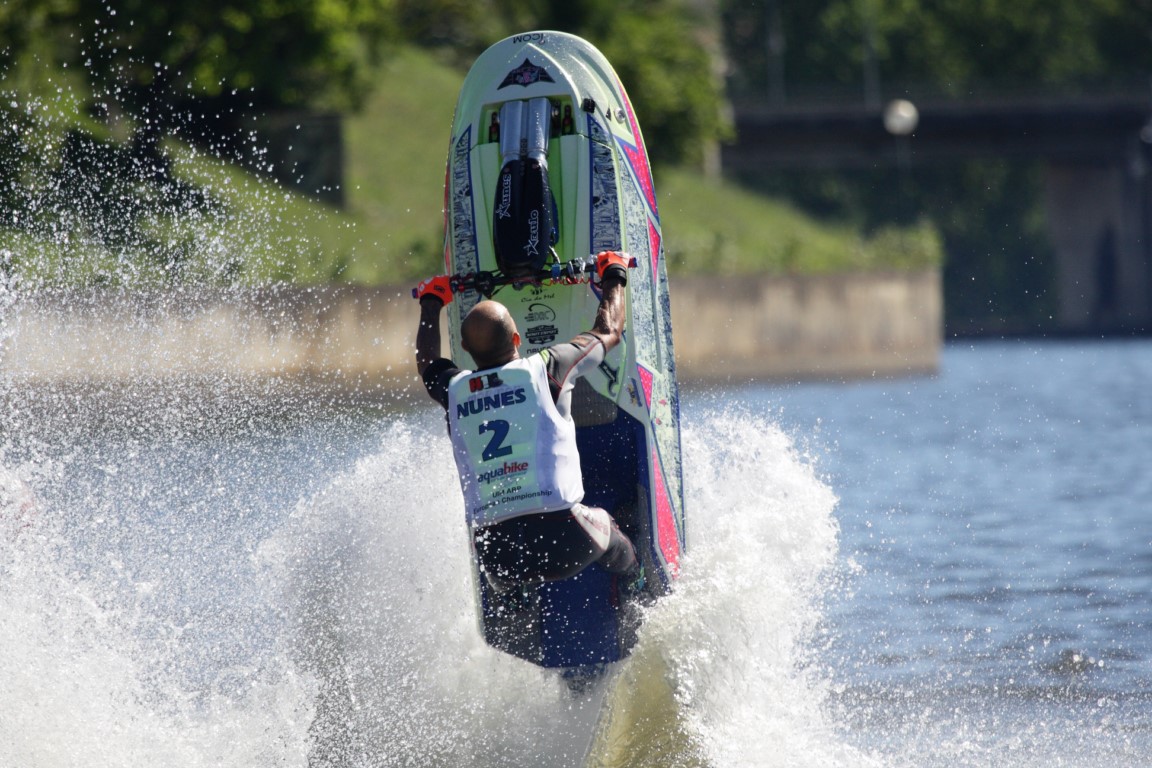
<box><xmin>411</xmin><ymin>253</ymin><xmax>636</xmax><ymax>300</ymax></box>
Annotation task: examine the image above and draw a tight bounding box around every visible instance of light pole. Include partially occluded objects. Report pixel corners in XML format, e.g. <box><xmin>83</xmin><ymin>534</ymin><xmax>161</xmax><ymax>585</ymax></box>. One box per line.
<box><xmin>884</xmin><ymin>98</ymin><xmax>918</xmax><ymax>173</ymax></box>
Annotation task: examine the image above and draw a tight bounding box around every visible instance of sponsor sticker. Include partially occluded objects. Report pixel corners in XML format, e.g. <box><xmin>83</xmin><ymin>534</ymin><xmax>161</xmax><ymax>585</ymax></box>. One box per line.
<box><xmin>524</xmin><ymin>208</ymin><xmax>540</xmax><ymax>256</ymax></box>
<box><xmin>495</xmin><ymin>170</ymin><xmax>512</xmax><ymax>220</ymax></box>
<box><xmin>511</xmin><ymin>32</ymin><xmax>548</xmax><ymax>45</ymax></box>
<box><xmin>499</xmin><ymin>59</ymin><xmax>555</xmax><ymax>89</ymax></box>
<box><xmin>518</xmin><ymin>288</ymin><xmax>556</xmax><ymax>303</ymax></box>
<box><xmin>524</xmin><ymin>303</ymin><xmax>556</xmax><ymax>323</ymax></box>
<box><xmin>526</xmin><ymin>324</ymin><xmax>558</xmax><ymax>345</ymax></box>
<box><xmin>478</xmin><ymin>460</ymin><xmax>530</xmax><ymax>485</ymax></box>
<box><xmin>468</xmin><ymin>372</ymin><xmax>504</xmax><ymax>392</ymax></box>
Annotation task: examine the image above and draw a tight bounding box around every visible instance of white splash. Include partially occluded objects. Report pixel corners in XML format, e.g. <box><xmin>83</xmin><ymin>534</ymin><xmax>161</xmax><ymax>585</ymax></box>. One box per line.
<box><xmin>0</xmin><ymin>497</ymin><xmax>314</xmax><ymax>767</ymax></box>
<box><xmin>645</xmin><ymin>408</ymin><xmax>878</xmax><ymax>767</ymax></box>
<box><xmin>265</xmin><ymin>407</ymin><xmax>870</xmax><ymax>767</ymax></box>
<box><xmin>0</xmin><ymin>403</ymin><xmax>867</xmax><ymax>767</ymax></box>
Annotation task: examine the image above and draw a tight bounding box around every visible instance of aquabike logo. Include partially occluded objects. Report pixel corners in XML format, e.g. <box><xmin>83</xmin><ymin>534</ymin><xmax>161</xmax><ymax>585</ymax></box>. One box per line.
<box><xmin>456</xmin><ymin>387</ymin><xmax>527</xmax><ymax>419</ymax></box>
<box><xmin>478</xmin><ymin>460</ymin><xmax>529</xmax><ymax>484</ymax></box>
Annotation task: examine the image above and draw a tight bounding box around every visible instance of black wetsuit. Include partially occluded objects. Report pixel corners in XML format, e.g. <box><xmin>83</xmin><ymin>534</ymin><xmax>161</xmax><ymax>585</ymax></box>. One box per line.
<box><xmin>423</xmin><ymin>333</ymin><xmax>636</xmax><ymax>587</ymax></box>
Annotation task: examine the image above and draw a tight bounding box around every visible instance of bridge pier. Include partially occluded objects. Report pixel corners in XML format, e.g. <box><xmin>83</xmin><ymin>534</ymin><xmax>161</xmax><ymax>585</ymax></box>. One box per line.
<box><xmin>1043</xmin><ymin>151</ymin><xmax>1152</xmax><ymax>332</ymax></box>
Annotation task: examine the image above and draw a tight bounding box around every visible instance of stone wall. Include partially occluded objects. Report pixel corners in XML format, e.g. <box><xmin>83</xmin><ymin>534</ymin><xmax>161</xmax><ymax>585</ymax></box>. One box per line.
<box><xmin>2</xmin><ymin>271</ymin><xmax>941</xmax><ymax>391</ymax></box>
<box><xmin>671</xmin><ymin>270</ymin><xmax>941</xmax><ymax>382</ymax></box>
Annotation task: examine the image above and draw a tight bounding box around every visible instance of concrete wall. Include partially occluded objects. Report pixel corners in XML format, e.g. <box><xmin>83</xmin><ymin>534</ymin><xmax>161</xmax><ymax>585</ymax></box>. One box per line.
<box><xmin>1</xmin><ymin>271</ymin><xmax>941</xmax><ymax>391</ymax></box>
<box><xmin>671</xmin><ymin>270</ymin><xmax>941</xmax><ymax>382</ymax></box>
<box><xmin>672</xmin><ymin>271</ymin><xmax>940</xmax><ymax>382</ymax></box>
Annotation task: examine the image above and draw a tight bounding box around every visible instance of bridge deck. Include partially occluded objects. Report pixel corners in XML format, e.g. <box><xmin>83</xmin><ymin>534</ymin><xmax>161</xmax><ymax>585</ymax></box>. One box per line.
<box><xmin>726</xmin><ymin>95</ymin><xmax>1151</xmax><ymax>169</ymax></box>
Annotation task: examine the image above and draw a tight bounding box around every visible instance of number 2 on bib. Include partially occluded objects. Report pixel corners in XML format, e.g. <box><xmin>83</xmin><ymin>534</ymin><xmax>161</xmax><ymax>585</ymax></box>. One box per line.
<box><xmin>479</xmin><ymin>419</ymin><xmax>513</xmax><ymax>461</ymax></box>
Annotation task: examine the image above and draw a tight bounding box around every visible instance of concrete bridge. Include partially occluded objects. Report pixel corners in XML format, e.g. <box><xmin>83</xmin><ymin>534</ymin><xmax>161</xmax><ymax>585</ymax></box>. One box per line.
<box><xmin>722</xmin><ymin>92</ymin><xmax>1152</xmax><ymax>333</ymax></box>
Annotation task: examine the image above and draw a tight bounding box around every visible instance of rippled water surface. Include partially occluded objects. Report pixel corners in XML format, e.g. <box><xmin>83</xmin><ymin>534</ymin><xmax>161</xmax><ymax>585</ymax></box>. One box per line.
<box><xmin>733</xmin><ymin>339</ymin><xmax>1152</xmax><ymax>763</ymax></box>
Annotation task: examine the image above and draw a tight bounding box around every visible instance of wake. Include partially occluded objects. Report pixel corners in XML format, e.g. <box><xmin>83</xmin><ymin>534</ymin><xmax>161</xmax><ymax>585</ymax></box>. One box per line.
<box><xmin>271</xmin><ymin>406</ymin><xmax>868</xmax><ymax>767</ymax></box>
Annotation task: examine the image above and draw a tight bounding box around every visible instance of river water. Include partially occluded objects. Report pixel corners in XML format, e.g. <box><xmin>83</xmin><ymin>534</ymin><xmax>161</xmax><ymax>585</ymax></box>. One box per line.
<box><xmin>736</xmin><ymin>338</ymin><xmax>1152</xmax><ymax>765</ymax></box>
<box><xmin>1</xmin><ymin>339</ymin><xmax>1149</xmax><ymax>766</ymax></box>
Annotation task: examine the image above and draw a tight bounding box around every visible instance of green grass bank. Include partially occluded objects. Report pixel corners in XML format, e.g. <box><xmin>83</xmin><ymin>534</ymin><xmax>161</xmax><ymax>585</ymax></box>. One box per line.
<box><xmin>5</xmin><ymin>47</ymin><xmax>942</xmax><ymax>287</ymax></box>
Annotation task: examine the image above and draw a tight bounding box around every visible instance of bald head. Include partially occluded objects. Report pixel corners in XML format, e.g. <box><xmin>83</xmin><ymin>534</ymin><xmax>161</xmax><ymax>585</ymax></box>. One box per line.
<box><xmin>461</xmin><ymin>300</ymin><xmax>520</xmax><ymax>368</ymax></box>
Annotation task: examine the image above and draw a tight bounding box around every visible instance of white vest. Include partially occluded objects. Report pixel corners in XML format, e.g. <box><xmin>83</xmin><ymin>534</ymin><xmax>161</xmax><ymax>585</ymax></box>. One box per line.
<box><xmin>447</xmin><ymin>355</ymin><xmax>584</xmax><ymax>527</ymax></box>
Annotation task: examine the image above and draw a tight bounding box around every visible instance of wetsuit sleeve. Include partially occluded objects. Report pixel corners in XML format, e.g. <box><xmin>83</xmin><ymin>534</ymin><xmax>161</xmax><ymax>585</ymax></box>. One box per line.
<box><xmin>540</xmin><ymin>333</ymin><xmax>606</xmax><ymax>401</ymax></box>
<box><xmin>422</xmin><ymin>357</ymin><xmax>461</xmax><ymax>409</ymax></box>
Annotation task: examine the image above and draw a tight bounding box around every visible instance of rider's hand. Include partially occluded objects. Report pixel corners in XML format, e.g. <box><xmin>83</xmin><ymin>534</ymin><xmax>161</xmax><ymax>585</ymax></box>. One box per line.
<box><xmin>595</xmin><ymin>251</ymin><xmax>630</xmax><ymax>285</ymax></box>
<box><xmin>413</xmin><ymin>275</ymin><xmax>453</xmax><ymax>305</ymax></box>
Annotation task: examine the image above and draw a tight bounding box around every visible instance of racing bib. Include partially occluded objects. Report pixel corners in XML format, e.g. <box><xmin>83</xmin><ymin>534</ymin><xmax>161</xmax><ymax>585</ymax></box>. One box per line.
<box><xmin>447</xmin><ymin>355</ymin><xmax>584</xmax><ymax>526</ymax></box>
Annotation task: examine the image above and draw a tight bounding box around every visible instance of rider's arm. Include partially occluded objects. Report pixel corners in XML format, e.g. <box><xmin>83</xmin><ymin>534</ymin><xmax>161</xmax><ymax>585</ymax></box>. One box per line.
<box><xmin>588</xmin><ymin>272</ymin><xmax>626</xmax><ymax>352</ymax></box>
<box><xmin>414</xmin><ymin>275</ymin><xmax>454</xmax><ymax>381</ymax></box>
<box><xmin>416</xmin><ymin>297</ymin><xmax>463</xmax><ymax>409</ymax></box>
<box><xmin>583</xmin><ymin>251</ymin><xmax>628</xmax><ymax>351</ymax></box>
<box><xmin>413</xmin><ymin>275</ymin><xmax>464</xmax><ymax>408</ymax></box>
<box><xmin>416</xmin><ymin>297</ymin><xmax>443</xmax><ymax>378</ymax></box>
<box><xmin>542</xmin><ymin>263</ymin><xmax>628</xmax><ymax>400</ymax></box>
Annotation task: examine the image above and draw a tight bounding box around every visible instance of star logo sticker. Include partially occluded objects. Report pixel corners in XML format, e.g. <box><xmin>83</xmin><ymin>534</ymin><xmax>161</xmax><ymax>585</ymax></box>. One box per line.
<box><xmin>498</xmin><ymin>59</ymin><xmax>555</xmax><ymax>89</ymax></box>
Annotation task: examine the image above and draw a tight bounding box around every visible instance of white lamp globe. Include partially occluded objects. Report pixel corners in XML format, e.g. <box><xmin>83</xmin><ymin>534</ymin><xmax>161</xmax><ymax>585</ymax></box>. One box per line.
<box><xmin>884</xmin><ymin>99</ymin><xmax>919</xmax><ymax>136</ymax></box>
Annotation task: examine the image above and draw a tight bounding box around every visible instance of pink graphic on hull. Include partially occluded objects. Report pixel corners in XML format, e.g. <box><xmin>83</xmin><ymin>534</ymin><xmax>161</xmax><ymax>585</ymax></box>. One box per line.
<box><xmin>651</xmin><ymin>444</ymin><xmax>681</xmax><ymax>576</ymax></box>
<box><xmin>637</xmin><ymin>362</ymin><xmax>680</xmax><ymax>575</ymax></box>
<box><xmin>619</xmin><ymin>141</ymin><xmax>657</xmax><ymax>217</ymax></box>
<box><xmin>637</xmin><ymin>364</ymin><xmax>654</xmax><ymax>410</ymax></box>
<box><xmin>614</xmin><ymin>82</ymin><xmax>663</xmax><ymax>285</ymax></box>
<box><xmin>615</xmin><ymin>80</ymin><xmax>659</xmax><ymax>216</ymax></box>
<box><xmin>647</xmin><ymin>219</ymin><xmax>662</xmax><ymax>285</ymax></box>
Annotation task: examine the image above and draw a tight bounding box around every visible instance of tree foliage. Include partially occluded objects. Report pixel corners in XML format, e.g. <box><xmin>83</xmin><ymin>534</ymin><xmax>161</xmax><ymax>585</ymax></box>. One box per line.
<box><xmin>724</xmin><ymin>0</ymin><xmax>1152</xmax><ymax>100</ymax></box>
<box><xmin>69</xmin><ymin>0</ymin><xmax>398</xmax><ymax>115</ymax></box>
<box><xmin>2</xmin><ymin>0</ymin><xmax>728</xmax><ymax>166</ymax></box>
<box><xmin>596</xmin><ymin>5</ymin><xmax>729</xmax><ymax>167</ymax></box>
<box><xmin>0</xmin><ymin>0</ymin><xmax>71</xmax><ymax>62</ymax></box>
